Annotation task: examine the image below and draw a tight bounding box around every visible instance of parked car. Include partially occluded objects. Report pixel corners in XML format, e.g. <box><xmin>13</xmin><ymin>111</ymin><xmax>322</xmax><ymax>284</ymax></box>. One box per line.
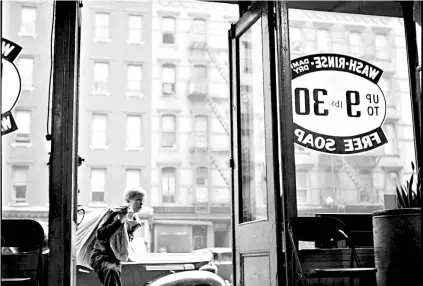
<box><xmin>77</xmin><ymin>252</ymin><xmax>227</xmax><ymax>286</ymax></box>
<box><xmin>192</xmin><ymin>248</ymin><xmax>233</xmax><ymax>285</ymax></box>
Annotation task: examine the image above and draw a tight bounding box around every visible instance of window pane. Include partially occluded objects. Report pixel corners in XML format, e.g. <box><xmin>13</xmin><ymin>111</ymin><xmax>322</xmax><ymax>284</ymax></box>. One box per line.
<box><xmin>162</xmin><ymin>17</ymin><xmax>175</xmax><ymax>31</ymax></box>
<box><xmin>128</xmin><ymin>65</ymin><xmax>142</xmax><ymax>91</ymax></box>
<box><xmin>289</xmin><ymin>8</ymin><xmax>417</xmax><ymax>215</ymax></box>
<box><xmin>163</xmin><ymin>65</ymin><xmax>175</xmax><ymax>82</ymax></box>
<box><xmin>92</xmin><ymin>114</ymin><xmax>107</xmax><ymax>147</ymax></box>
<box><xmin>239</xmin><ymin>18</ymin><xmax>267</xmax><ymax>222</ymax></box>
<box><xmin>21</xmin><ymin>7</ymin><xmax>36</xmax><ymax>34</ymax></box>
<box><xmin>192</xmin><ymin>18</ymin><xmax>206</xmax><ymax>33</ymax></box>
<box><xmin>126</xmin><ymin>169</ymin><xmax>141</xmax><ymax>189</ymax></box>
<box><xmin>19</xmin><ymin>57</ymin><xmax>34</xmax><ymax>87</ymax></box>
<box><xmin>15</xmin><ymin>110</ymin><xmax>31</xmax><ymax>134</ymax></box>
<box><xmin>91</xmin><ymin>168</ymin><xmax>106</xmax><ymax>202</ymax></box>
<box><xmin>126</xmin><ymin>115</ymin><xmax>141</xmax><ymax>148</ymax></box>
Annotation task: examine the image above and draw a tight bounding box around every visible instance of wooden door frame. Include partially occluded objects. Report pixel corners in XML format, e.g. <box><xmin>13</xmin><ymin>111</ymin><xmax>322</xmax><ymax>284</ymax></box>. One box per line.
<box><xmin>48</xmin><ymin>1</ymin><xmax>81</xmax><ymax>285</ymax></box>
<box><xmin>229</xmin><ymin>2</ymin><xmax>286</xmax><ymax>285</ymax></box>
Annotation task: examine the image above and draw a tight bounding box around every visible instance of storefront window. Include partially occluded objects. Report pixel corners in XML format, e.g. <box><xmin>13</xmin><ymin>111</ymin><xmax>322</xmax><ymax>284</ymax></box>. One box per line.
<box><xmin>288</xmin><ymin>9</ymin><xmax>417</xmax><ymax>216</ymax></box>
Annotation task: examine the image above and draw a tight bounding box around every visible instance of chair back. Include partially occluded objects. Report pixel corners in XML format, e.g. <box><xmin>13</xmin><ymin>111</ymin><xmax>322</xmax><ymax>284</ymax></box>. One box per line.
<box><xmin>1</xmin><ymin>219</ymin><xmax>46</xmax><ymax>285</ymax></box>
<box><xmin>289</xmin><ymin>217</ymin><xmax>350</xmax><ymax>246</ymax></box>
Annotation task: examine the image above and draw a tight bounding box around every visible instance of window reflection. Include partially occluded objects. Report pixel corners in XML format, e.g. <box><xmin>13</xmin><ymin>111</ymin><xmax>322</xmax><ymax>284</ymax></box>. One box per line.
<box><xmin>239</xmin><ymin>18</ymin><xmax>267</xmax><ymax>222</ymax></box>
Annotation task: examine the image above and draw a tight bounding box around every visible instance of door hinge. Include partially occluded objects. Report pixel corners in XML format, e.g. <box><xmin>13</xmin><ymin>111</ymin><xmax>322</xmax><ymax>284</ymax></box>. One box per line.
<box><xmin>229</xmin><ymin>157</ymin><xmax>235</xmax><ymax>169</ymax></box>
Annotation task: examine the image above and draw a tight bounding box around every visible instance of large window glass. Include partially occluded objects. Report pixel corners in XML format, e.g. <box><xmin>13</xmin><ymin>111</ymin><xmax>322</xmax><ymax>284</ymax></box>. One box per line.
<box><xmin>289</xmin><ymin>9</ymin><xmax>417</xmax><ymax>216</ymax></box>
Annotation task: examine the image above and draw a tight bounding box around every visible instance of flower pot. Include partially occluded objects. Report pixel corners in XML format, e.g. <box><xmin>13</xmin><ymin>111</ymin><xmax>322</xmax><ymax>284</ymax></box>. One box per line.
<box><xmin>372</xmin><ymin>208</ymin><xmax>421</xmax><ymax>286</ymax></box>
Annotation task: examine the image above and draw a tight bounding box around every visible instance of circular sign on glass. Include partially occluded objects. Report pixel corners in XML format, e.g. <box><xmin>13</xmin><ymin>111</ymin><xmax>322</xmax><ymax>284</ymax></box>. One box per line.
<box><xmin>1</xmin><ymin>38</ymin><xmax>23</xmax><ymax>136</ymax></box>
<box><xmin>291</xmin><ymin>53</ymin><xmax>388</xmax><ymax>155</ymax></box>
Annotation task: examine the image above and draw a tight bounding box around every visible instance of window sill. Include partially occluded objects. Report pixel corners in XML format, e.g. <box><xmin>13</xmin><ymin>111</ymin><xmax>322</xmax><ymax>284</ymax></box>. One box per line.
<box><xmin>125</xmin><ymin>147</ymin><xmax>144</xmax><ymax>152</ymax></box>
<box><xmin>126</xmin><ymin>40</ymin><xmax>145</xmax><ymax>45</ymax></box>
<box><xmin>18</xmin><ymin>32</ymin><xmax>38</xmax><ymax>38</ymax></box>
<box><xmin>8</xmin><ymin>203</ymin><xmax>30</xmax><ymax>207</ymax></box>
<box><xmin>91</xmin><ymin>90</ymin><xmax>111</xmax><ymax>96</ymax></box>
<box><xmin>160</xmin><ymin>44</ymin><xmax>178</xmax><ymax>49</ymax></box>
<box><xmin>89</xmin><ymin>145</ymin><xmax>110</xmax><ymax>150</ymax></box>
<box><xmin>22</xmin><ymin>86</ymin><xmax>35</xmax><ymax>92</ymax></box>
<box><xmin>160</xmin><ymin>146</ymin><xmax>178</xmax><ymax>151</ymax></box>
<box><xmin>11</xmin><ymin>142</ymin><xmax>32</xmax><ymax>148</ymax></box>
<box><xmin>94</xmin><ymin>38</ymin><xmax>111</xmax><ymax>43</ymax></box>
<box><xmin>125</xmin><ymin>92</ymin><xmax>144</xmax><ymax>98</ymax></box>
<box><xmin>87</xmin><ymin>203</ymin><xmax>108</xmax><ymax>208</ymax></box>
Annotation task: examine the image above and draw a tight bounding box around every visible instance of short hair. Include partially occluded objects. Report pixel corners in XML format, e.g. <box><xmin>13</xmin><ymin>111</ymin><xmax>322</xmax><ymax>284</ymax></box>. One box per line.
<box><xmin>123</xmin><ymin>188</ymin><xmax>146</xmax><ymax>202</ymax></box>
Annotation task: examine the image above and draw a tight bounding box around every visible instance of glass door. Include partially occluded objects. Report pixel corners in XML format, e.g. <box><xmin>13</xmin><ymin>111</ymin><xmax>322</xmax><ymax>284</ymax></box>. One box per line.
<box><xmin>230</xmin><ymin>2</ymin><xmax>286</xmax><ymax>285</ymax></box>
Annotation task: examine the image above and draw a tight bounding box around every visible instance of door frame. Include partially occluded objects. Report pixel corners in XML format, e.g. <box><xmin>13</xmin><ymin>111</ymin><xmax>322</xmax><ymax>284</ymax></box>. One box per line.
<box><xmin>229</xmin><ymin>1</ymin><xmax>290</xmax><ymax>285</ymax></box>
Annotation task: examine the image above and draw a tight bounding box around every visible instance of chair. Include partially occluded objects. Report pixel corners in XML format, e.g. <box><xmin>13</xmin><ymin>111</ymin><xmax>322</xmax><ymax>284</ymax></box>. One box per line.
<box><xmin>287</xmin><ymin>217</ymin><xmax>376</xmax><ymax>286</ymax></box>
<box><xmin>1</xmin><ymin>219</ymin><xmax>46</xmax><ymax>286</ymax></box>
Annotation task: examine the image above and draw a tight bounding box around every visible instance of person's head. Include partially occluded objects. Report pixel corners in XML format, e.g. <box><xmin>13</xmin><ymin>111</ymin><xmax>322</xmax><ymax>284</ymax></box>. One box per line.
<box><xmin>123</xmin><ymin>188</ymin><xmax>146</xmax><ymax>213</ymax></box>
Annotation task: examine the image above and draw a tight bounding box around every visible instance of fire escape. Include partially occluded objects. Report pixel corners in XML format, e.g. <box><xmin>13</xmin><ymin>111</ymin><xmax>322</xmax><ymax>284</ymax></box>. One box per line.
<box><xmin>188</xmin><ymin>23</ymin><xmax>232</xmax><ymax>212</ymax></box>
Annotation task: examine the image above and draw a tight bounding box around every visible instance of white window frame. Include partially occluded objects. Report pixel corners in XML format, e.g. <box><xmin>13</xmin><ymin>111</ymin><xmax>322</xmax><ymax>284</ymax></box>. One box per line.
<box><xmin>94</xmin><ymin>12</ymin><xmax>110</xmax><ymax>42</ymax></box>
<box><xmin>19</xmin><ymin>6</ymin><xmax>37</xmax><ymax>37</ymax></box>
<box><xmin>126</xmin><ymin>169</ymin><xmax>142</xmax><ymax>190</ymax></box>
<box><xmin>91</xmin><ymin>168</ymin><xmax>106</xmax><ymax>203</ymax></box>
<box><xmin>161</xmin><ymin>114</ymin><xmax>177</xmax><ymax>148</ymax></box>
<box><xmin>91</xmin><ymin>113</ymin><xmax>108</xmax><ymax>149</ymax></box>
<box><xmin>12</xmin><ymin>110</ymin><xmax>31</xmax><ymax>147</ymax></box>
<box><xmin>11</xmin><ymin>165</ymin><xmax>29</xmax><ymax>204</ymax></box>
<box><xmin>128</xmin><ymin>14</ymin><xmax>143</xmax><ymax>44</ymax></box>
<box><xmin>162</xmin><ymin>16</ymin><xmax>176</xmax><ymax>44</ymax></box>
<box><xmin>19</xmin><ymin>57</ymin><xmax>35</xmax><ymax>91</ymax></box>
<box><xmin>93</xmin><ymin>61</ymin><xmax>110</xmax><ymax>95</ymax></box>
<box><xmin>162</xmin><ymin>167</ymin><xmax>176</xmax><ymax>203</ymax></box>
<box><xmin>126</xmin><ymin>115</ymin><xmax>142</xmax><ymax>150</ymax></box>
<box><xmin>126</xmin><ymin>64</ymin><xmax>143</xmax><ymax>96</ymax></box>
<box><xmin>162</xmin><ymin>64</ymin><xmax>176</xmax><ymax>95</ymax></box>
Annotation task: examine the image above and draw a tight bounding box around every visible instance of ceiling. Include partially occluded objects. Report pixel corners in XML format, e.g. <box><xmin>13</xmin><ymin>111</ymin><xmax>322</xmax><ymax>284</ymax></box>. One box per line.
<box><xmin>201</xmin><ymin>1</ymin><xmax>405</xmax><ymax>18</ymax></box>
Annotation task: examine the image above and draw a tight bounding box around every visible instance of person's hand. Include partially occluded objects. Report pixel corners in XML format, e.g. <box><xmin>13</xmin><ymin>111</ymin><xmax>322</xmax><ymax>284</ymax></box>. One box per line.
<box><xmin>118</xmin><ymin>210</ymin><xmax>128</xmax><ymax>223</ymax></box>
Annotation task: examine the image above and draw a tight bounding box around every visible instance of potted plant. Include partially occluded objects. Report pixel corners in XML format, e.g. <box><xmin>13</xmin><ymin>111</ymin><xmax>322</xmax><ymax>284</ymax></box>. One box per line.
<box><xmin>372</xmin><ymin>162</ymin><xmax>422</xmax><ymax>286</ymax></box>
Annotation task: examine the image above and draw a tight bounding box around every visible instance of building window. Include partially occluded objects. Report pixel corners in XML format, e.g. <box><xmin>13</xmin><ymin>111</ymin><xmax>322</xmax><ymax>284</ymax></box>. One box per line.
<box><xmin>384</xmin><ymin>123</ymin><xmax>398</xmax><ymax>155</ymax></box>
<box><xmin>91</xmin><ymin>113</ymin><xmax>107</xmax><ymax>148</ymax></box>
<box><xmin>19</xmin><ymin>57</ymin><xmax>34</xmax><ymax>89</ymax></box>
<box><xmin>349</xmin><ymin>31</ymin><xmax>361</xmax><ymax>57</ymax></box>
<box><xmin>162</xmin><ymin>167</ymin><xmax>176</xmax><ymax>203</ymax></box>
<box><xmin>161</xmin><ymin>114</ymin><xmax>176</xmax><ymax>148</ymax></box>
<box><xmin>126</xmin><ymin>169</ymin><xmax>141</xmax><ymax>190</ymax></box>
<box><xmin>20</xmin><ymin>6</ymin><xmax>36</xmax><ymax>35</ymax></box>
<box><xmin>91</xmin><ymin>168</ymin><xmax>106</xmax><ymax>202</ymax></box>
<box><xmin>126</xmin><ymin>115</ymin><xmax>142</xmax><ymax>149</ymax></box>
<box><xmin>242</xmin><ymin>41</ymin><xmax>252</xmax><ymax>73</ymax></box>
<box><xmin>196</xmin><ymin>166</ymin><xmax>209</xmax><ymax>203</ymax></box>
<box><xmin>317</xmin><ymin>29</ymin><xmax>331</xmax><ymax>52</ymax></box>
<box><xmin>290</xmin><ymin>27</ymin><xmax>302</xmax><ymax>52</ymax></box>
<box><xmin>127</xmin><ymin>64</ymin><xmax>143</xmax><ymax>93</ymax></box>
<box><xmin>95</xmin><ymin>12</ymin><xmax>110</xmax><ymax>41</ymax></box>
<box><xmin>162</xmin><ymin>64</ymin><xmax>176</xmax><ymax>95</ymax></box>
<box><xmin>192</xmin><ymin>18</ymin><xmax>206</xmax><ymax>34</ymax></box>
<box><xmin>375</xmin><ymin>34</ymin><xmax>389</xmax><ymax>59</ymax></box>
<box><xmin>14</xmin><ymin>110</ymin><xmax>31</xmax><ymax>143</ymax></box>
<box><xmin>296</xmin><ymin>171</ymin><xmax>308</xmax><ymax>204</ymax></box>
<box><xmin>12</xmin><ymin>166</ymin><xmax>29</xmax><ymax>203</ymax></box>
<box><xmin>194</xmin><ymin>115</ymin><xmax>208</xmax><ymax>149</ymax></box>
<box><xmin>162</xmin><ymin>17</ymin><xmax>175</xmax><ymax>44</ymax></box>
<box><xmin>128</xmin><ymin>14</ymin><xmax>143</xmax><ymax>44</ymax></box>
<box><xmin>93</xmin><ymin>62</ymin><xmax>109</xmax><ymax>91</ymax></box>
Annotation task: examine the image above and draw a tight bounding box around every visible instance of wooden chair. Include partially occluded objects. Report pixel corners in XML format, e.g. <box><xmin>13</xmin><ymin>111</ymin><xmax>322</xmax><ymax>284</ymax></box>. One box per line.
<box><xmin>1</xmin><ymin>219</ymin><xmax>45</xmax><ymax>286</ymax></box>
<box><xmin>287</xmin><ymin>217</ymin><xmax>376</xmax><ymax>286</ymax></box>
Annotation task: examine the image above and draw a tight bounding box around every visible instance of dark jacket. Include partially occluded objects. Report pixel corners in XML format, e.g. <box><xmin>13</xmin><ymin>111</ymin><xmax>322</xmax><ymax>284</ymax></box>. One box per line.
<box><xmin>90</xmin><ymin>213</ymin><xmax>140</xmax><ymax>267</ymax></box>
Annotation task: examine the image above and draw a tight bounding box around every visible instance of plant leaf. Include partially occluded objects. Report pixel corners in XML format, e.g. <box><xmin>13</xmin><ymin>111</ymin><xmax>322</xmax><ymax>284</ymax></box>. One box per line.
<box><xmin>409</xmin><ymin>172</ymin><xmax>414</xmax><ymax>207</ymax></box>
<box><xmin>396</xmin><ymin>185</ymin><xmax>406</xmax><ymax>208</ymax></box>
<box><xmin>401</xmin><ymin>185</ymin><xmax>409</xmax><ymax>208</ymax></box>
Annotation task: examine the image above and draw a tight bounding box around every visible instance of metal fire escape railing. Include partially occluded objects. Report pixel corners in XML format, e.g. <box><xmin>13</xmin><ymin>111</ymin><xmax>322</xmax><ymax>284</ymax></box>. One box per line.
<box><xmin>340</xmin><ymin>157</ymin><xmax>371</xmax><ymax>203</ymax></box>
